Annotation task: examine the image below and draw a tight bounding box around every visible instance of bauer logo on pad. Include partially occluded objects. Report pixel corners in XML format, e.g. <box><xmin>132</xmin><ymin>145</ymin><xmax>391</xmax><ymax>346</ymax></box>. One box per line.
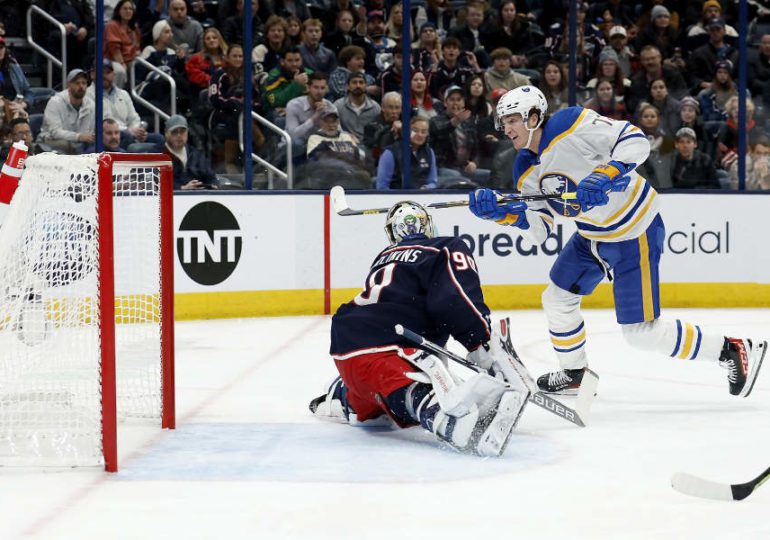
<box><xmin>177</xmin><ymin>201</ymin><xmax>243</xmax><ymax>285</ymax></box>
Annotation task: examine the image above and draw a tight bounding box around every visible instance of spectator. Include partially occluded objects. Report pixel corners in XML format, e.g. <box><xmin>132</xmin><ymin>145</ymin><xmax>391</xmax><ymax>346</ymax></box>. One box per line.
<box><xmin>299</xmin><ymin>18</ymin><xmax>336</xmax><ymax>76</ymax></box>
<box><xmin>538</xmin><ymin>59</ymin><xmax>568</xmax><ymax>113</ymax></box>
<box><xmin>0</xmin><ymin>37</ymin><xmax>34</xmax><ymax>120</ymax></box>
<box><xmin>748</xmin><ymin>34</ymin><xmax>770</xmax><ymax>114</ymax></box>
<box><xmin>303</xmin><ymin>104</ymin><xmax>370</xmax><ymax>187</ymax></box>
<box><xmin>716</xmin><ymin>96</ymin><xmax>765</xmax><ymax>172</ymax></box>
<box><xmin>162</xmin><ymin>114</ymin><xmax>217</xmax><ymax>190</ymax></box>
<box><xmin>686</xmin><ymin>0</ymin><xmax>738</xmax><ymax>50</ymax></box>
<box><xmin>262</xmin><ymin>46</ymin><xmax>312</xmax><ymax>120</ymax></box>
<box><xmin>0</xmin><ymin>117</ymin><xmax>43</xmax><ymax>160</ymax></box>
<box><xmin>605</xmin><ymin>25</ymin><xmax>635</xmax><ymax>78</ymax></box>
<box><xmin>209</xmin><ymin>44</ymin><xmax>265</xmax><ymax>173</ymax></box>
<box><xmin>166</xmin><ymin>0</ymin><xmax>204</xmax><ymax>53</ymax></box>
<box><xmin>328</xmin><ymin>45</ymin><xmax>378</xmax><ymax>102</ymax></box>
<box><xmin>585</xmin><ymin>47</ymin><xmax>631</xmax><ymax>102</ymax></box>
<box><xmin>365</xmin><ymin>10</ymin><xmax>396</xmax><ymax>72</ymax></box>
<box><xmin>424</xmin><ymin>0</ymin><xmax>456</xmax><ymax>41</ymax></box>
<box><xmin>634</xmin><ymin>4</ymin><xmax>681</xmax><ymax>60</ymax></box>
<box><xmin>482</xmin><ymin>0</ymin><xmax>544</xmax><ymax>70</ymax></box>
<box><xmin>583</xmin><ymin>78</ymin><xmax>629</xmax><ymax>121</ymax></box>
<box><xmin>322</xmin><ymin>2</ymin><xmax>364</xmax><ymax>42</ymax></box>
<box><xmin>378</xmin><ymin>48</ymin><xmax>404</xmax><ymax>96</ymax></box>
<box><xmin>687</xmin><ymin>17</ymin><xmax>739</xmax><ymax>93</ymax></box>
<box><xmin>188</xmin><ymin>0</ymin><xmax>215</xmax><ymax>27</ymax></box>
<box><xmin>430</xmin><ymin>37</ymin><xmax>479</xmax><ymax>98</ymax></box>
<box><xmin>697</xmin><ymin>59</ymin><xmax>738</xmax><ymax>122</ymax></box>
<box><xmin>186</xmin><ymin>27</ymin><xmax>228</xmax><ymax>96</ymax></box>
<box><xmin>137</xmin><ymin>20</ymin><xmax>191</xmax><ymax>116</ymax></box>
<box><xmin>730</xmin><ymin>138</ymin><xmax>770</xmax><ymax>190</ymax></box>
<box><xmin>37</xmin><ymin>69</ymin><xmax>94</xmax><ymax>154</ymax></box>
<box><xmin>465</xmin><ymin>74</ymin><xmax>492</xmax><ymax>117</ymax></box>
<box><xmin>385</xmin><ymin>2</ymin><xmax>414</xmax><ymax>43</ymax></box>
<box><xmin>286</xmin><ymin>71</ymin><xmax>333</xmax><ymax>148</ymax></box>
<box><xmin>104</xmin><ymin>0</ymin><xmax>142</xmax><ymax>88</ymax></box>
<box><xmin>429</xmin><ymin>85</ymin><xmax>487</xmax><ymax>185</ymax></box>
<box><xmin>284</xmin><ymin>15</ymin><xmax>303</xmax><ymax>48</ymax></box>
<box><xmin>272</xmin><ymin>0</ymin><xmax>310</xmax><ymax>21</ymax></box>
<box><xmin>449</xmin><ymin>1</ymin><xmax>490</xmax><ymax>68</ymax></box>
<box><xmin>222</xmin><ymin>0</ymin><xmax>264</xmax><ymax>47</ymax></box>
<box><xmin>409</xmin><ymin>71</ymin><xmax>438</xmax><ymax>120</ymax></box>
<box><xmin>674</xmin><ymin>95</ymin><xmax>711</xmax><ymax>155</ymax></box>
<box><xmin>86</xmin><ymin>59</ymin><xmax>164</xmax><ymax>153</ymax></box>
<box><xmin>636</xmin><ymin>101</ymin><xmax>674</xmax><ymax>188</ymax></box>
<box><xmin>647</xmin><ymin>78</ymin><xmax>681</xmax><ymax>136</ymax></box>
<box><xmin>588</xmin><ymin>0</ymin><xmax>636</xmax><ymax>29</ymax></box>
<box><xmin>663</xmin><ymin>127</ymin><xmax>719</xmax><ymax>190</ymax></box>
<box><xmin>334</xmin><ymin>72</ymin><xmax>382</xmax><ymax>141</ymax></box>
<box><xmin>253</xmin><ymin>16</ymin><xmax>290</xmax><ymax>85</ymax></box>
<box><xmin>412</xmin><ymin>22</ymin><xmax>441</xmax><ymax>74</ymax></box>
<box><xmin>324</xmin><ymin>10</ymin><xmax>375</xmax><ymax>69</ymax></box>
<box><xmin>627</xmin><ymin>45</ymin><xmax>687</xmax><ymax>115</ymax></box>
<box><xmin>362</xmin><ymin>91</ymin><xmax>402</xmax><ymax>164</ymax></box>
<box><xmin>85</xmin><ymin>117</ymin><xmax>126</xmax><ymax>153</ymax></box>
<box><xmin>634</xmin><ymin>1</ymin><xmax>680</xmax><ymax>32</ymax></box>
<box><xmin>484</xmin><ymin>47</ymin><xmax>531</xmax><ymax>98</ymax></box>
<box><xmin>34</xmin><ymin>0</ymin><xmax>93</xmax><ymax>72</ymax></box>
<box><xmin>376</xmin><ymin>117</ymin><xmax>437</xmax><ymax>189</ymax></box>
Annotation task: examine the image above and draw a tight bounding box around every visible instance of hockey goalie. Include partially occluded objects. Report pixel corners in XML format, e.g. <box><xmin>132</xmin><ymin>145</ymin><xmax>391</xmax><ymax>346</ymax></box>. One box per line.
<box><xmin>310</xmin><ymin>200</ymin><xmax>531</xmax><ymax>457</ymax></box>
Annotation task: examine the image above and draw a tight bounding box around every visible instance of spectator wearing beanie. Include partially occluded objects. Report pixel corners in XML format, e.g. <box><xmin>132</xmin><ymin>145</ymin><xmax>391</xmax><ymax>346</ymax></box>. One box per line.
<box><xmin>664</xmin><ymin>126</ymin><xmax>720</xmax><ymax>190</ymax></box>
<box><xmin>634</xmin><ymin>5</ymin><xmax>682</xmax><ymax>60</ymax></box>
<box><xmin>585</xmin><ymin>47</ymin><xmax>631</xmax><ymax>101</ymax></box>
<box><xmin>686</xmin><ymin>0</ymin><xmax>738</xmax><ymax>50</ymax></box>
<box><xmin>675</xmin><ymin>95</ymin><xmax>711</xmax><ymax>154</ymax></box>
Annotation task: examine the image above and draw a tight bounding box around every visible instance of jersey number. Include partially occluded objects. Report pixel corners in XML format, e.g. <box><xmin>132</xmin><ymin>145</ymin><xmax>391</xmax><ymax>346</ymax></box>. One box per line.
<box><xmin>353</xmin><ymin>263</ymin><xmax>395</xmax><ymax>306</ymax></box>
<box><xmin>452</xmin><ymin>251</ymin><xmax>477</xmax><ymax>272</ymax></box>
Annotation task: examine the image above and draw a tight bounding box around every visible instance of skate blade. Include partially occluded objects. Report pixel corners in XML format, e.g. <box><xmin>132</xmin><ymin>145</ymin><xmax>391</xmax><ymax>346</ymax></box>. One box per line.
<box><xmin>740</xmin><ymin>340</ymin><xmax>767</xmax><ymax>398</ymax></box>
<box><xmin>539</xmin><ymin>387</ymin><xmax>580</xmax><ymax>397</ymax></box>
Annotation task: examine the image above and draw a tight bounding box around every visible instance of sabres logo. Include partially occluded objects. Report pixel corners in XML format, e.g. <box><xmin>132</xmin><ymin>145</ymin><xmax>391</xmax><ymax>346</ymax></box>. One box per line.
<box><xmin>540</xmin><ymin>173</ymin><xmax>581</xmax><ymax>217</ymax></box>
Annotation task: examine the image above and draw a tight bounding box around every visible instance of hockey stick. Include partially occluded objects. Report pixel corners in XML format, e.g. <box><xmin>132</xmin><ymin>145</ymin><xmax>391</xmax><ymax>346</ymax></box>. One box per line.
<box><xmin>671</xmin><ymin>466</ymin><xmax>770</xmax><ymax>501</ymax></box>
<box><xmin>330</xmin><ymin>185</ymin><xmax>577</xmax><ymax>216</ymax></box>
<box><xmin>394</xmin><ymin>324</ymin><xmax>597</xmax><ymax>428</ymax></box>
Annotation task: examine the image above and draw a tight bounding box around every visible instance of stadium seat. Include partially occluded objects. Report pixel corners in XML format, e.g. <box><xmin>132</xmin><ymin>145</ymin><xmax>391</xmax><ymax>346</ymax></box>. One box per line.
<box><xmin>29</xmin><ymin>113</ymin><xmax>44</xmax><ymax>139</ymax></box>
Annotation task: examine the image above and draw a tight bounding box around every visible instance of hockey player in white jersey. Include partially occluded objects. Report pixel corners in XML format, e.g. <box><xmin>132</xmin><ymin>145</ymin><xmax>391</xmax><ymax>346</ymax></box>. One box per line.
<box><xmin>468</xmin><ymin>85</ymin><xmax>766</xmax><ymax>396</ymax></box>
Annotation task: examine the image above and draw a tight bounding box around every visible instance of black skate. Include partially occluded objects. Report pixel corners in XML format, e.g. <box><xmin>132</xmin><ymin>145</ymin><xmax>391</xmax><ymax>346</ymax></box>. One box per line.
<box><xmin>537</xmin><ymin>368</ymin><xmax>586</xmax><ymax>395</ymax></box>
<box><xmin>719</xmin><ymin>338</ymin><xmax>767</xmax><ymax>397</ymax></box>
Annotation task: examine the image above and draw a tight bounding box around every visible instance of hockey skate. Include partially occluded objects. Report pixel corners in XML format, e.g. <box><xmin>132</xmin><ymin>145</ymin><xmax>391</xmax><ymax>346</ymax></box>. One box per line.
<box><xmin>537</xmin><ymin>367</ymin><xmax>586</xmax><ymax>395</ymax></box>
<box><xmin>309</xmin><ymin>376</ymin><xmax>352</xmax><ymax>421</ymax></box>
<box><xmin>719</xmin><ymin>338</ymin><xmax>767</xmax><ymax>397</ymax></box>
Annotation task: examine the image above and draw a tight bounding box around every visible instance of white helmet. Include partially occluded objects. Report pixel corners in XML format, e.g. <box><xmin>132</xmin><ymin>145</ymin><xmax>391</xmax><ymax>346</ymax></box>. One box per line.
<box><xmin>494</xmin><ymin>85</ymin><xmax>548</xmax><ymax>132</ymax></box>
<box><xmin>384</xmin><ymin>201</ymin><xmax>435</xmax><ymax>245</ymax></box>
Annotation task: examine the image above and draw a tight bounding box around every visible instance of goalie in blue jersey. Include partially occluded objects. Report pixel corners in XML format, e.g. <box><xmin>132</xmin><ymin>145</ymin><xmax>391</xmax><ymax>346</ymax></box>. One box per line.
<box><xmin>468</xmin><ymin>85</ymin><xmax>766</xmax><ymax>396</ymax></box>
<box><xmin>310</xmin><ymin>200</ymin><xmax>530</xmax><ymax>457</ymax></box>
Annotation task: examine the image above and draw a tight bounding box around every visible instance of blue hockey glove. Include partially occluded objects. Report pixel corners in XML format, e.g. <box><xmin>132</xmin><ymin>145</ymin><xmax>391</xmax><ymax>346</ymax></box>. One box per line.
<box><xmin>576</xmin><ymin>161</ymin><xmax>633</xmax><ymax>211</ymax></box>
<box><xmin>469</xmin><ymin>189</ymin><xmax>529</xmax><ymax>229</ymax></box>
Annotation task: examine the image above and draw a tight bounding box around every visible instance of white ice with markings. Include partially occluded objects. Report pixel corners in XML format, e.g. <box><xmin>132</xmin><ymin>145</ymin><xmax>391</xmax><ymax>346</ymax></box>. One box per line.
<box><xmin>2</xmin><ymin>309</ymin><xmax>769</xmax><ymax>539</ymax></box>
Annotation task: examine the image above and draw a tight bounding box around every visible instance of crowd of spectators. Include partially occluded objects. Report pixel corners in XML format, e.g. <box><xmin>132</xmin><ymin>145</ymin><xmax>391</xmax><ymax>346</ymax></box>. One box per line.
<box><xmin>0</xmin><ymin>0</ymin><xmax>769</xmax><ymax>190</ymax></box>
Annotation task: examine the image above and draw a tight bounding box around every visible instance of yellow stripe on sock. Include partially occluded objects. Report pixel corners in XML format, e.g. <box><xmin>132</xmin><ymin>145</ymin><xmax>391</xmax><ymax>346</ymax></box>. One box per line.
<box><xmin>677</xmin><ymin>323</ymin><xmax>695</xmax><ymax>359</ymax></box>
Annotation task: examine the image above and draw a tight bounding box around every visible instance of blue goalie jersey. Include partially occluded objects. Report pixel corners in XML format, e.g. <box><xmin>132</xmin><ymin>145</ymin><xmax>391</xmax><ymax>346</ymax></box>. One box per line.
<box><xmin>330</xmin><ymin>236</ymin><xmax>491</xmax><ymax>358</ymax></box>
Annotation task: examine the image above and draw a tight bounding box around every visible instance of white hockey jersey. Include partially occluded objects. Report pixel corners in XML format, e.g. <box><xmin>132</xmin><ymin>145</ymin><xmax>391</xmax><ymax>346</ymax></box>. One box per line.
<box><xmin>514</xmin><ymin>107</ymin><xmax>658</xmax><ymax>244</ymax></box>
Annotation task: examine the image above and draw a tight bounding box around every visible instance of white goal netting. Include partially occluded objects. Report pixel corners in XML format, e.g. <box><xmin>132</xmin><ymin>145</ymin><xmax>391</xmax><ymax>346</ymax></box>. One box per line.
<box><xmin>0</xmin><ymin>153</ymin><xmax>169</xmax><ymax>468</ymax></box>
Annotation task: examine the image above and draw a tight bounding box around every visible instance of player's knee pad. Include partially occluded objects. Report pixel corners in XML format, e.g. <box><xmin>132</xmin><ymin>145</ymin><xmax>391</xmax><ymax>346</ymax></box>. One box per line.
<box><xmin>542</xmin><ymin>282</ymin><xmax>581</xmax><ymax>322</ymax></box>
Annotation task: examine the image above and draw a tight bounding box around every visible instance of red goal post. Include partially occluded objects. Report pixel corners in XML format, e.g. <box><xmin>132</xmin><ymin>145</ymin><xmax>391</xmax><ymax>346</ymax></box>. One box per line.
<box><xmin>0</xmin><ymin>152</ymin><xmax>175</xmax><ymax>472</ymax></box>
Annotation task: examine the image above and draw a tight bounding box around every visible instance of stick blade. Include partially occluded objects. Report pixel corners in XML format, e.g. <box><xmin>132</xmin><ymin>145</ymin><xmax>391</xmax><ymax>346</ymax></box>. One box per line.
<box><xmin>671</xmin><ymin>472</ymin><xmax>736</xmax><ymax>501</ymax></box>
<box><xmin>329</xmin><ymin>185</ymin><xmax>349</xmax><ymax>214</ymax></box>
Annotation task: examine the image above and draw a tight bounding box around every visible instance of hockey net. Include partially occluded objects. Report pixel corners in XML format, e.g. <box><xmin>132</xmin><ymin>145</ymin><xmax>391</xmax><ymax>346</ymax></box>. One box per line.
<box><xmin>0</xmin><ymin>152</ymin><xmax>174</xmax><ymax>471</ymax></box>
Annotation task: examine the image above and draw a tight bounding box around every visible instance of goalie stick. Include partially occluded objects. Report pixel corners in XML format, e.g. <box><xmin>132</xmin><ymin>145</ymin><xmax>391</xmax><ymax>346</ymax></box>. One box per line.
<box><xmin>671</xmin><ymin>466</ymin><xmax>770</xmax><ymax>501</ymax></box>
<box><xmin>330</xmin><ymin>185</ymin><xmax>577</xmax><ymax>216</ymax></box>
<box><xmin>394</xmin><ymin>324</ymin><xmax>598</xmax><ymax>428</ymax></box>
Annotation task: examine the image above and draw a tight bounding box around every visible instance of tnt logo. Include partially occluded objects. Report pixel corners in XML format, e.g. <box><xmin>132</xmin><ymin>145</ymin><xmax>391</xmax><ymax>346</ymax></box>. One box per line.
<box><xmin>177</xmin><ymin>201</ymin><xmax>242</xmax><ymax>285</ymax></box>
<box><xmin>540</xmin><ymin>173</ymin><xmax>580</xmax><ymax>217</ymax></box>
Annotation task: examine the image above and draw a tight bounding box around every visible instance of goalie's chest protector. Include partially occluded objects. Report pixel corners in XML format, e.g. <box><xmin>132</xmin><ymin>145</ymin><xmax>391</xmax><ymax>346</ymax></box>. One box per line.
<box><xmin>516</xmin><ymin>107</ymin><xmax>660</xmax><ymax>243</ymax></box>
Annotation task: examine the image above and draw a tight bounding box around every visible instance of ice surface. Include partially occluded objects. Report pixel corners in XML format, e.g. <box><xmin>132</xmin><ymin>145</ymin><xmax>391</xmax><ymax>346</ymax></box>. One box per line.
<box><xmin>2</xmin><ymin>309</ymin><xmax>769</xmax><ymax>539</ymax></box>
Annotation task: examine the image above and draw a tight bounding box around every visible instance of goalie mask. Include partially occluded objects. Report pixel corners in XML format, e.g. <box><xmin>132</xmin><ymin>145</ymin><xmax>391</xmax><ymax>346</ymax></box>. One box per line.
<box><xmin>385</xmin><ymin>201</ymin><xmax>435</xmax><ymax>245</ymax></box>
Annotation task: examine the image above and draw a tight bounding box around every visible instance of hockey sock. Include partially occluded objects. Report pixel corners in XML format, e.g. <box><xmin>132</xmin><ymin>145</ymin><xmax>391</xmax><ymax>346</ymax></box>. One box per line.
<box><xmin>542</xmin><ymin>283</ymin><xmax>588</xmax><ymax>369</ymax></box>
<box><xmin>385</xmin><ymin>382</ymin><xmax>433</xmax><ymax>426</ymax></box>
<box><xmin>621</xmin><ymin>319</ymin><xmax>724</xmax><ymax>361</ymax></box>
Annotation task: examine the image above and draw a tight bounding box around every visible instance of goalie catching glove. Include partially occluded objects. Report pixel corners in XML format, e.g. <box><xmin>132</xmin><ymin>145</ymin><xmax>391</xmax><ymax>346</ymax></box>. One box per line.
<box><xmin>469</xmin><ymin>189</ymin><xmax>529</xmax><ymax>229</ymax></box>
<box><xmin>575</xmin><ymin>160</ymin><xmax>633</xmax><ymax>212</ymax></box>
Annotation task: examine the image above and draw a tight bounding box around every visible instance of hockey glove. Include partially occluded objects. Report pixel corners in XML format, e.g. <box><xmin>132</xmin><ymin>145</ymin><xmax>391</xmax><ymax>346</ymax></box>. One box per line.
<box><xmin>576</xmin><ymin>160</ymin><xmax>633</xmax><ymax>212</ymax></box>
<box><xmin>468</xmin><ymin>189</ymin><xmax>529</xmax><ymax>229</ymax></box>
